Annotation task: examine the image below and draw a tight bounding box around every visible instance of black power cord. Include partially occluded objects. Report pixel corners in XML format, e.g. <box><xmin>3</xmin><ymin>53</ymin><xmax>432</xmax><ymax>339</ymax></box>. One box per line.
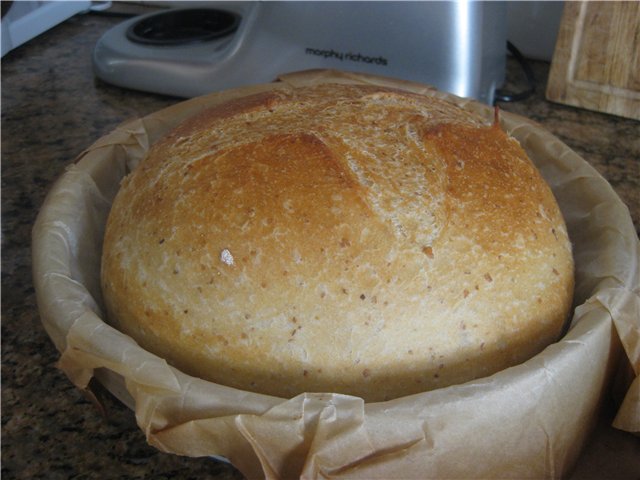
<box><xmin>494</xmin><ymin>41</ymin><xmax>537</xmax><ymax>104</ymax></box>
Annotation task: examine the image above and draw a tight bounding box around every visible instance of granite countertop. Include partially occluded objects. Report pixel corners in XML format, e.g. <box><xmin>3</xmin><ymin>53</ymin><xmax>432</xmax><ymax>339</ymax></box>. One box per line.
<box><xmin>2</xmin><ymin>9</ymin><xmax>638</xmax><ymax>480</ymax></box>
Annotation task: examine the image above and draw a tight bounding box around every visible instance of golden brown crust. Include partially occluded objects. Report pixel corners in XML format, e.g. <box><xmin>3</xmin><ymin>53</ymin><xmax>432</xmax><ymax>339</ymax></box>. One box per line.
<box><xmin>101</xmin><ymin>83</ymin><xmax>574</xmax><ymax>401</ymax></box>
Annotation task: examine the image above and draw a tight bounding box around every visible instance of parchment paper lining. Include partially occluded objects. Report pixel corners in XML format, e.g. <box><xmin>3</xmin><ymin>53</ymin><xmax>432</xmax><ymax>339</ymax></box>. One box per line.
<box><xmin>32</xmin><ymin>70</ymin><xmax>639</xmax><ymax>479</ymax></box>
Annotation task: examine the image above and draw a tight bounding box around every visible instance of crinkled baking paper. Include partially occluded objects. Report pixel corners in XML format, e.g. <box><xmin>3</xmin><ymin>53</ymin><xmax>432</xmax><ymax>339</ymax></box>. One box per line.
<box><xmin>32</xmin><ymin>70</ymin><xmax>639</xmax><ymax>479</ymax></box>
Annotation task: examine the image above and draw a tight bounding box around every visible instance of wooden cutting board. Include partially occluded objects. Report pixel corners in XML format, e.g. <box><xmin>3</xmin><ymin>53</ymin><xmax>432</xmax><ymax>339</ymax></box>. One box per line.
<box><xmin>546</xmin><ymin>1</ymin><xmax>640</xmax><ymax>120</ymax></box>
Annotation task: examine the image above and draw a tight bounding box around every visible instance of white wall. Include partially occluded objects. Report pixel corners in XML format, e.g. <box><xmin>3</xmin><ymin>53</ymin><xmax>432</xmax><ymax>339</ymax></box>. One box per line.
<box><xmin>506</xmin><ymin>1</ymin><xmax>565</xmax><ymax>61</ymax></box>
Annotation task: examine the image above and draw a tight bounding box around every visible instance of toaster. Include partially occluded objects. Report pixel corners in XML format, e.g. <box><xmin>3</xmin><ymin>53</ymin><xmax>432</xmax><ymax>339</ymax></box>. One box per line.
<box><xmin>93</xmin><ymin>1</ymin><xmax>507</xmax><ymax>104</ymax></box>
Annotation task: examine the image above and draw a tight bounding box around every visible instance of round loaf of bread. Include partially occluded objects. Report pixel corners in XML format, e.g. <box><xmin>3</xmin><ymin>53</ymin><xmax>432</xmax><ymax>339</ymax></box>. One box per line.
<box><xmin>101</xmin><ymin>83</ymin><xmax>574</xmax><ymax>402</ymax></box>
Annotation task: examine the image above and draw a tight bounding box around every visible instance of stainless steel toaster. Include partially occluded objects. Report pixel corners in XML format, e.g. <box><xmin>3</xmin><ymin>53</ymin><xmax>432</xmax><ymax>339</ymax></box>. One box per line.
<box><xmin>93</xmin><ymin>1</ymin><xmax>507</xmax><ymax>104</ymax></box>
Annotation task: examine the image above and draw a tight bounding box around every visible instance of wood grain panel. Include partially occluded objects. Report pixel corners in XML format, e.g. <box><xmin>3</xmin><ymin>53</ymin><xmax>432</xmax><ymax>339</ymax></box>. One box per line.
<box><xmin>546</xmin><ymin>1</ymin><xmax>640</xmax><ymax>120</ymax></box>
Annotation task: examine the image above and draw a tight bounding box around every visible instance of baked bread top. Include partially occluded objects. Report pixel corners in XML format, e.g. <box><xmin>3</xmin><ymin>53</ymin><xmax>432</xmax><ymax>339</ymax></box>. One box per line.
<box><xmin>101</xmin><ymin>83</ymin><xmax>574</xmax><ymax>401</ymax></box>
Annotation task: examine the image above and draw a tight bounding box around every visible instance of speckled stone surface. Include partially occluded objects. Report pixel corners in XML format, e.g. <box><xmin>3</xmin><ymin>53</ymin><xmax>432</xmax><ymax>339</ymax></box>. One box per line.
<box><xmin>497</xmin><ymin>59</ymin><xmax>639</xmax><ymax>232</ymax></box>
<box><xmin>2</xmin><ymin>9</ymin><xmax>638</xmax><ymax>480</ymax></box>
